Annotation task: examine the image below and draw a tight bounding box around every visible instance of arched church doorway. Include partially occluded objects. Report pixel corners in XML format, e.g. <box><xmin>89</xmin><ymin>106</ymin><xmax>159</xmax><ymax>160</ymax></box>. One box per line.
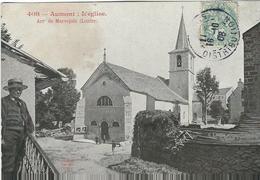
<box><xmin>101</xmin><ymin>121</ymin><xmax>109</xmax><ymax>141</ymax></box>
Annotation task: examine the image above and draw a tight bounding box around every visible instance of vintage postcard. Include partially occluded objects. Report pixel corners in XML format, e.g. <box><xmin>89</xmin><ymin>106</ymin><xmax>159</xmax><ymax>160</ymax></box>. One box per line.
<box><xmin>1</xmin><ymin>1</ymin><xmax>260</xmax><ymax>180</ymax></box>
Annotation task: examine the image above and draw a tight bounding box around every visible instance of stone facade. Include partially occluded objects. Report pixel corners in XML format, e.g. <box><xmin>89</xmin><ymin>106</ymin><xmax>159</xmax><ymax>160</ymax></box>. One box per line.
<box><xmin>229</xmin><ymin>79</ymin><xmax>244</xmax><ymax>123</ymax></box>
<box><xmin>82</xmin><ymin>75</ymin><xmax>129</xmax><ymax>142</ymax></box>
<box><xmin>80</xmin><ymin>66</ymin><xmax>187</xmax><ymax>142</ymax></box>
<box><xmin>243</xmin><ymin>22</ymin><xmax>260</xmax><ymax>115</ymax></box>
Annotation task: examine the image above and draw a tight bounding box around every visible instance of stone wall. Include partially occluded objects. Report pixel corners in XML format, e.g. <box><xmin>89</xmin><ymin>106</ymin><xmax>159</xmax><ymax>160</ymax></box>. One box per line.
<box><xmin>229</xmin><ymin>80</ymin><xmax>244</xmax><ymax>123</ymax></box>
<box><xmin>140</xmin><ymin>142</ymin><xmax>260</xmax><ymax>173</ymax></box>
<box><xmin>243</xmin><ymin>23</ymin><xmax>260</xmax><ymax>114</ymax></box>
<box><xmin>132</xmin><ymin>110</ymin><xmax>260</xmax><ymax>173</ymax></box>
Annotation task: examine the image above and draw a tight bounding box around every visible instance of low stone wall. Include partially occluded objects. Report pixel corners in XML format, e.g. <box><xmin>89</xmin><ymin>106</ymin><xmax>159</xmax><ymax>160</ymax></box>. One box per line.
<box><xmin>141</xmin><ymin>142</ymin><xmax>260</xmax><ymax>173</ymax></box>
<box><xmin>132</xmin><ymin>110</ymin><xmax>260</xmax><ymax>173</ymax></box>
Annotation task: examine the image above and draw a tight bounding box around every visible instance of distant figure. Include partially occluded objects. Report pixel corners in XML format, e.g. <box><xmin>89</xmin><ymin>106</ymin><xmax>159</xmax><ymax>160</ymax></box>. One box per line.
<box><xmin>217</xmin><ymin>116</ymin><xmax>222</xmax><ymax>125</ymax></box>
<box><xmin>103</xmin><ymin>134</ymin><xmax>106</xmax><ymax>143</ymax></box>
<box><xmin>112</xmin><ymin>140</ymin><xmax>116</xmax><ymax>155</ymax></box>
<box><xmin>95</xmin><ymin>136</ymin><xmax>99</xmax><ymax>144</ymax></box>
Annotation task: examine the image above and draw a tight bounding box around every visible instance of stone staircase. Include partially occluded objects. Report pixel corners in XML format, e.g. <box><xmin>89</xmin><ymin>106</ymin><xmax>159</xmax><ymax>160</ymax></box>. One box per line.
<box><xmin>238</xmin><ymin>113</ymin><xmax>260</xmax><ymax>133</ymax></box>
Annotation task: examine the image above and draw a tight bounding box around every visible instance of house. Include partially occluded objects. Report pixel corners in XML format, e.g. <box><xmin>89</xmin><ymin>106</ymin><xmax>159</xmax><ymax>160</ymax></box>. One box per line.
<box><xmin>76</xmin><ymin>12</ymin><xmax>203</xmax><ymax>142</ymax></box>
<box><xmin>209</xmin><ymin>87</ymin><xmax>233</xmax><ymax>110</ymax></box>
<box><xmin>229</xmin><ymin>78</ymin><xmax>244</xmax><ymax>123</ymax></box>
<box><xmin>1</xmin><ymin>40</ymin><xmax>66</xmax><ymax>127</ymax></box>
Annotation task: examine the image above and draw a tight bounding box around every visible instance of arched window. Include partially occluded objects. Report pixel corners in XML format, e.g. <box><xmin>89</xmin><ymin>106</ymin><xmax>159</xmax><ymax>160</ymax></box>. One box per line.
<box><xmin>97</xmin><ymin>96</ymin><xmax>113</xmax><ymax>106</ymax></box>
<box><xmin>177</xmin><ymin>55</ymin><xmax>182</xmax><ymax>67</ymax></box>
<box><xmin>91</xmin><ymin>121</ymin><xmax>97</xmax><ymax>126</ymax></box>
<box><xmin>82</xmin><ymin>127</ymin><xmax>87</xmax><ymax>132</ymax></box>
<box><xmin>112</xmin><ymin>122</ymin><xmax>120</xmax><ymax>127</ymax></box>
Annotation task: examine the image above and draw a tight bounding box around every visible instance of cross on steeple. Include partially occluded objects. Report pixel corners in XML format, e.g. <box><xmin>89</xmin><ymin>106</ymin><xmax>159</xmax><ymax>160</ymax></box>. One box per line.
<box><xmin>103</xmin><ymin>48</ymin><xmax>106</xmax><ymax>63</ymax></box>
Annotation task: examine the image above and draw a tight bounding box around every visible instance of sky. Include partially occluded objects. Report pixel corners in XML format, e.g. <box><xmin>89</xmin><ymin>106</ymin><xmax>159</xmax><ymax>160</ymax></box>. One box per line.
<box><xmin>2</xmin><ymin>1</ymin><xmax>260</xmax><ymax>91</ymax></box>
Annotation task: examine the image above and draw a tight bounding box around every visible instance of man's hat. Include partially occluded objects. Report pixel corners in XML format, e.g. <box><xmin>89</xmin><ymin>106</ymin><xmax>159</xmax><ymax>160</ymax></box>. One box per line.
<box><xmin>3</xmin><ymin>78</ymin><xmax>28</xmax><ymax>91</ymax></box>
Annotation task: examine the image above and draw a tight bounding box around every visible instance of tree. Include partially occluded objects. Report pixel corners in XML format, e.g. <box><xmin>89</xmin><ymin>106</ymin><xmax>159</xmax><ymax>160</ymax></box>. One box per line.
<box><xmin>1</xmin><ymin>23</ymin><xmax>12</xmax><ymax>42</ymax></box>
<box><xmin>1</xmin><ymin>23</ymin><xmax>23</xmax><ymax>49</ymax></box>
<box><xmin>36</xmin><ymin>68</ymin><xmax>81</xmax><ymax>129</ymax></box>
<box><xmin>195</xmin><ymin>67</ymin><xmax>219</xmax><ymax>124</ymax></box>
<box><xmin>36</xmin><ymin>89</ymin><xmax>55</xmax><ymax>129</ymax></box>
<box><xmin>210</xmin><ymin>100</ymin><xmax>225</xmax><ymax>119</ymax></box>
<box><xmin>50</xmin><ymin>68</ymin><xmax>81</xmax><ymax>128</ymax></box>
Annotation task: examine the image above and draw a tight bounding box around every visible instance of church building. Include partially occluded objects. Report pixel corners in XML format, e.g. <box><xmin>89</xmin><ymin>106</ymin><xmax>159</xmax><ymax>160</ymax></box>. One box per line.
<box><xmin>75</xmin><ymin>12</ymin><xmax>202</xmax><ymax>142</ymax></box>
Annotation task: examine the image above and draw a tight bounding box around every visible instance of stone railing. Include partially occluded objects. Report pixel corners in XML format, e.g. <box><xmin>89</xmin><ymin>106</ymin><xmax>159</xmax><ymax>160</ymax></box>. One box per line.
<box><xmin>17</xmin><ymin>133</ymin><xmax>60</xmax><ymax>180</ymax></box>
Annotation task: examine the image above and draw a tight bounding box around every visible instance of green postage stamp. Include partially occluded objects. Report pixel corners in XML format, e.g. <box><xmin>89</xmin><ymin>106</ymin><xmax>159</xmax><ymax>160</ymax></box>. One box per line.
<box><xmin>189</xmin><ymin>2</ymin><xmax>240</xmax><ymax>61</ymax></box>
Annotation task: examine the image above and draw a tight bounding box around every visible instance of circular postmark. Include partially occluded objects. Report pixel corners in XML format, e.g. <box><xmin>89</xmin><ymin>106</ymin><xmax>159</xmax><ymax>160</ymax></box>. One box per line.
<box><xmin>188</xmin><ymin>8</ymin><xmax>240</xmax><ymax>61</ymax></box>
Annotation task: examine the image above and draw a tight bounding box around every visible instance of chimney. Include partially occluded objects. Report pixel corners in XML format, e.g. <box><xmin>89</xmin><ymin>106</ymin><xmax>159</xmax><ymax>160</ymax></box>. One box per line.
<box><xmin>238</xmin><ymin>78</ymin><xmax>243</xmax><ymax>89</ymax></box>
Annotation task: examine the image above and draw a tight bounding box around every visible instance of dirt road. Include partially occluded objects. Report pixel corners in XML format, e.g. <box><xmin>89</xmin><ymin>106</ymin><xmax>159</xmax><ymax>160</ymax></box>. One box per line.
<box><xmin>37</xmin><ymin>137</ymin><xmax>131</xmax><ymax>176</ymax></box>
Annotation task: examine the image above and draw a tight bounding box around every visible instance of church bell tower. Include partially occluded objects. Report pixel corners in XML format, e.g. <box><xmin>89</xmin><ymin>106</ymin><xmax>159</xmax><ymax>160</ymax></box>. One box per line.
<box><xmin>169</xmin><ymin>11</ymin><xmax>195</xmax><ymax>123</ymax></box>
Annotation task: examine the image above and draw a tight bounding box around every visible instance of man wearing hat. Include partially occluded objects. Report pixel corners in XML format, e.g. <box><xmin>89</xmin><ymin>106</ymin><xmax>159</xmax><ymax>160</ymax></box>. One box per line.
<box><xmin>2</xmin><ymin>78</ymin><xmax>34</xmax><ymax>180</ymax></box>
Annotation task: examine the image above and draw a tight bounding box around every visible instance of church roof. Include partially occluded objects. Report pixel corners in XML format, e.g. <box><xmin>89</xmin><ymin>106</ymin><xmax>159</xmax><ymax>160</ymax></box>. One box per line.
<box><xmin>157</xmin><ymin>76</ymin><xmax>169</xmax><ymax>86</ymax></box>
<box><xmin>158</xmin><ymin>75</ymin><xmax>201</xmax><ymax>103</ymax></box>
<box><xmin>175</xmin><ymin>13</ymin><xmax>189</xmax><ymax>50</ymax></box>
<box><xmin>105</xmin><ymin>62</ymin><xmax>188</xmax><ymax>104</ymax></box>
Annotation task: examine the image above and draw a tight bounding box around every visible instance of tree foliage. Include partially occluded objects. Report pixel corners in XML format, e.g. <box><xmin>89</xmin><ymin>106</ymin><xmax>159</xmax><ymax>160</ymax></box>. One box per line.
<box><xmin>51</xmin><ymin>68</ymin><xmax>80</xmax><ymax>127</ymax></box>
<box><xmin>1</xmin><ymin>23</ymin><xmax>11</xmax><ymax>42</ymax></box>
<box><xmin>36</xmin><ymin>68</ymin><xmax>81</xmax><ymax>129</ymax></box>
<box><xmin>132</xmin><ymin>110</ymin><xmax>192</xmax><ymax>162</ymax></box>
<box><xmin>36</xmin><ymin>90</ymin><xmax>55</xmax><ymax>129</ymax></box>
<box><xmin>209</xmin><ymin>100</ymin><xmax>225</xmax><ymax>119</ymax></box>
<box><xmin>195</xmin><ymin>67</ymin><xmax>219</xmax><ymax>124</ymax></box>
